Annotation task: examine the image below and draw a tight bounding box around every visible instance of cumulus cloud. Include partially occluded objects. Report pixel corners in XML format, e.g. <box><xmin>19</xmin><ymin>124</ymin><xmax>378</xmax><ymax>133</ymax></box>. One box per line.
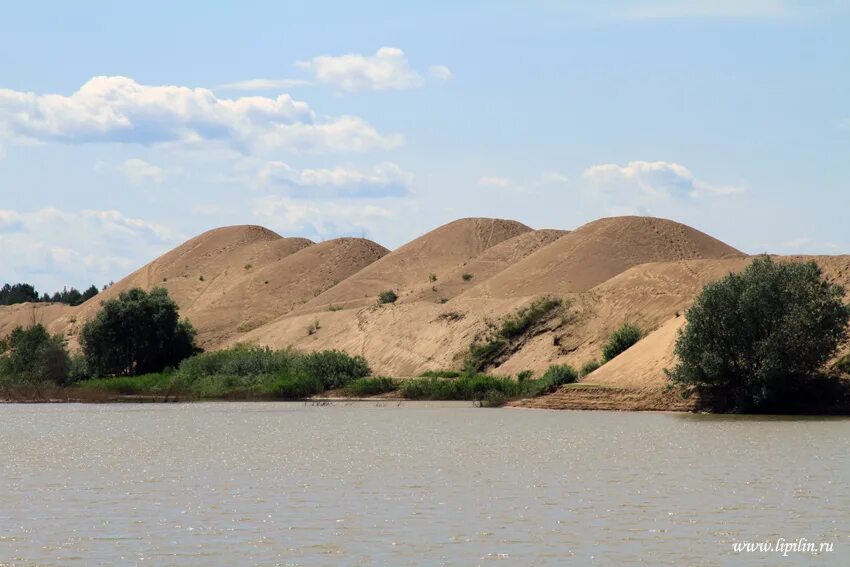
<box><xmin>582</xmin><ymin>160</ymin><xmax>743</xmax><ymax>198</ymax></box>
<box><xmin>0</xmin><ymin>208</ymin><xmax>183</xmax><ymax>290</ymax></box>
<box><xmin>215</xmin><ymin>78</ymin><xmax>313</xmax><ymax>91</ymax></box>
<box><xmin>429</xmin><ymin>65</ymin><xmax>453</xmax><ymax>82</ymax></box>
<box><xmin>297</xmin><ymin>47</ymin><xmax>425</xmax><ymax>92</ymax></box>
<box><xmin>258</xmin><ymin>161</ymin><xmax>413</xmax><ymax>198</ymax></box>
<box><xmin>252</xmin><ymin>195</ymin><xmax>394</xmax><ymax>240</ymax></box>
<box><xmin>0</xmin><ymin>76</ymin><xmax>400</xmax><ymax>154</ymax></box>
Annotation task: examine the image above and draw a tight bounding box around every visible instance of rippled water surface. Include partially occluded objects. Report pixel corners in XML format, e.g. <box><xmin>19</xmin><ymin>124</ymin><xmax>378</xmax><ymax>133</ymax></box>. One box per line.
<box><xmin>1</xmin><ymin>402</ymin><xmax>848</xmax><ymax>566</ymax></box>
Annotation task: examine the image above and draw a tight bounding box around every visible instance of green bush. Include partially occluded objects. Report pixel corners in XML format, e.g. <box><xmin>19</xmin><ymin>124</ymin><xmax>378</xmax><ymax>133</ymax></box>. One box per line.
<box><xmin>0</xmin><ymin>324</ymin><xmax>71</xmax><ymax>385</ymax></box>
<box><xmin>533</xmin><ymin>364</ymin><xmax>578</xmax><ymax>394</ymax></box>
<box><xmin>262</xmin><ymin>374</ymin><xmax>325</xmax><ymax>399</ymax></box>
<box><xmin>80</xmin><ymin>287</ymin><xmax>200</xmax><ymax>376</ymax></box>
<box><xmin>172</xmin><ymin>345</ymin><xmax>369</xmax><ymax>399</ymax></box>
<box><xmin>580</xmin><ymin>359</ymin><xmax>601</xmax><ymax>377</ymax></box>
<box><xmin>499</xmin><ymin>296</ymin><xmax>562</xmax><ymax>339</ymax></box>
<box><xmin>345</xmin><ymin>376</ymin><xmax>399</xmax><ymax>396</ymax></box>
<box><xmin>834</xmin><ymin>354</ymin><xmax>850</xmax><ymax>375</ymax></box>
<box><xmin>516</xmin><ymin>370</ymin><xmax>534</xmax><ymax>382</ymax></box>
<box><xmin>461</xmin><ymin>273</ymin><xmax>474</xmax><ymax>281</ymax></box>
<box><xmin>465</xmin><ymin>338</ymin><xmax>507</xmax><ymax>373</ymax></box>
<box><xmin>378</xmin><ymin>290</ymin><xmax>398</xmax><ymax>304</ymax></box>
<box><xmin>602</xmin><ymin>324</ymin><xmax>642</xmax><ymax>362</ymax></box>
<box><xmin>401</xmin><ymin>374</ymin><xmax>523</xmax><ymax>401</ymax></box>
<box><xmin>667</xmin><ymin>257</ymin><xmax>850</xmax><ymax>413</ymax></box>
<box><xmin>78</xmin><ymin>372</ymin><xmax>174</xmax><ymax>395</ymax></box>
<box><xmin>300</xmin><ymin>350</ymin><xmax>371</xmax><ymax>389</ymax></box>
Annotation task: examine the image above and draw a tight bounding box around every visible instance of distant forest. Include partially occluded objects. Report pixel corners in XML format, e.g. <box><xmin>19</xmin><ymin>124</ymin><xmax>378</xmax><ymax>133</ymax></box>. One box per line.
<box><xmin>0</xmin><ymin>282</ymin><xmax>103</xmax><ymax>306</ymax></box>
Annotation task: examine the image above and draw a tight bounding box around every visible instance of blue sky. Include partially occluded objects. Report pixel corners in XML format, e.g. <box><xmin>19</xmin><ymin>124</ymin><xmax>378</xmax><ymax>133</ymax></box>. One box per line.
<box><xmin>1</xmin><ymin>1</ymin><xmax>849</xmax><ymax>290</ymax></box>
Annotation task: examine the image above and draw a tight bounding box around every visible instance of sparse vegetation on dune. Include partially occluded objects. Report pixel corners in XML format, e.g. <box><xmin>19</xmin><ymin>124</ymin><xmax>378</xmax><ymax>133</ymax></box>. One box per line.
<box><xmin>378</xmin><ymin>290</ymin><xmax>398</xmax><ymax>304</ymax></box>
<box><xmin>466</xmin><ymin>296</ymin><xmax>564</xmax><ymax>372</ymax></box>
<box><xmin>580</xmin><ymin>360</ymin><xmax>601</xmax><ymax>377</ymax></box>
<box><xmin>602</xmin><ymin>324</ymin><xmax>643</xmax><ymax>363</ymax></box>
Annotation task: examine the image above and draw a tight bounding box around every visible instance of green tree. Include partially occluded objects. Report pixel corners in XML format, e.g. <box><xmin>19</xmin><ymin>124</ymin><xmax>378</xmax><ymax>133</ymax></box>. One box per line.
<box><xmin>667</xmin><ymin>257</ymin><xmax>850</xmax><ymax>412</ymax></box>
<box><xmin>0</xmin><ymin>324</ymin><xmax>70</xmax><ymax>384</ymax></box>
<box><xmin>79</xmin><ymin>284</ymin><xmax>99</xmax><ymax>304</ymax></box>
<box><xmin>80</xmin><ymin>288</ymin><xmax>201</xmax><ymax>376</ymax></box>
<box><xmin>0</xmin><ymin>283</ymin><xmax>39</xmax><ymax>305</ymax></box>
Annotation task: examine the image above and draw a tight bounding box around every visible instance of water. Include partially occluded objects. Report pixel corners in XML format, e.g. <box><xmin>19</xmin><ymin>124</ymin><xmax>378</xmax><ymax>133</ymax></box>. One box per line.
<box><xmin>1</xmin><ymin>403</ymin><xmax>848</xmax><ymax>566</ymax></box>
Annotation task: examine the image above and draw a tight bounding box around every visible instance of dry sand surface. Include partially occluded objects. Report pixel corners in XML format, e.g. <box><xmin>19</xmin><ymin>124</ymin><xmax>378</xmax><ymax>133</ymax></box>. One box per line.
<box><xmin>4</xmin><ymin>216</ymin><xmax>850</xmax><ymax>410</ymax></box>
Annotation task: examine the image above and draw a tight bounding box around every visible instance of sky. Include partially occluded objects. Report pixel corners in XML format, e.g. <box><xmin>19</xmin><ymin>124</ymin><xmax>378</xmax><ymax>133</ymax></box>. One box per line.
<box><xmin>1</xmin><ymin>0</ymin><xmax>849</xmax><ymax>291</ymax></box>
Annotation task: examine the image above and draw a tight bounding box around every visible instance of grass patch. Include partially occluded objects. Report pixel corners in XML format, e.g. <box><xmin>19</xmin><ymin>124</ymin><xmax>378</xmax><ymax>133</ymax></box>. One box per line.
<box><xmin>343</xmin><ymin>376</ymin><xmax>399</xmax><ymax>397</ymax></box>
<box><xmin>400</xmin><ymin>374</ymin><xmax>524</xmax><ymax>401</ymax></box>
<box><xmin>170</xmin><ymin>345</ymin><xmax>370</xmax><ymax>399</ymax></box>
<box><xmin>78</xmin><ymin>372</ymin><xmax>174</xmax><ymax>395</ymax></box>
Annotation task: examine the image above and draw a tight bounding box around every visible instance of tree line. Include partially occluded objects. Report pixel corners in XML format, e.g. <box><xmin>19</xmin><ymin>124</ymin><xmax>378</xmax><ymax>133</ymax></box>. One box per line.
<box><xmin>0</xmin><ymin>282</ymin><xmax>104</xmax><ymax>306</ymax></box>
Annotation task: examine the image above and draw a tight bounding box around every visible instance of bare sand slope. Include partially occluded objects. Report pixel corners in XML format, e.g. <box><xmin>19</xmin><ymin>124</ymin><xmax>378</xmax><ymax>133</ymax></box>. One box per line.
<box><xmin>238</xmin><ymin>295</ymin><xmax>534</xmax><ymax>376</ymax></box>
<box><xmin>0</xmin><ymin>302</ymin><xmax>76</xmax><ymax>338</ymax></box>
<box><xmin>190</xmin><ymin>238</ymin><xmax>388</xmax><ymax>347</ymax></box>
<box><xmin>469</xmin><ymin>216</ymin><xmax>743</xmax><ymax>299</ymax></box>
<box><xmin>295</xmin><ymin>218</ymin><xmax>531</xmax><ymax>313</ymax></box>
<box><xmin>401</xmin><ymin>229</ymin><xmax>568</xmax><ymax>305</ymax></box>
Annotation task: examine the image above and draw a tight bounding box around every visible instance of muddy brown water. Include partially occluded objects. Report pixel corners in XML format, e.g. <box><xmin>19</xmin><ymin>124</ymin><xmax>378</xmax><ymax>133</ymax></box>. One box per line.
<box><xmin>1</xmin><ymin>402</ymin><xmax>848</xmax><ymax>566</ymax></box>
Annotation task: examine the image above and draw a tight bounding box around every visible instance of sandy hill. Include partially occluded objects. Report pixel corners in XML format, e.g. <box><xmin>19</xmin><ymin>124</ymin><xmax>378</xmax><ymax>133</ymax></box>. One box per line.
<box><xmin>295</xmin><ymin>218</ymin><xmax>531</xmax><ymax>313</ymax></box>
<box><xmin>0</xmin><ymin>302</ymin><xmax>76</xmax><ymax>339</ymax></box>
<box><xmin>468</xmin><ymin>216</ymin><xmax>743</xmax><ymax>299</ymax></box>
<box><xmin>8</xmin><ymin>214</ymin><xmax>850</xmax><ymax>411</ymax></box>
<box><xmin>401</xmin><ymin>229</ymin><xmax>568</xmax><ymax>305</ymax></box>
<box><xmin>188</xmin><ymin>237</ymin><xmax>388</xmax><ymax>347</ymax></box>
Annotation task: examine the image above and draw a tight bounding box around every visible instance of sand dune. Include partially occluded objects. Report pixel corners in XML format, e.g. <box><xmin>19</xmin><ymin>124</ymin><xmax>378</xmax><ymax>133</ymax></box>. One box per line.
<box><xmin>401</xmin><ymin>229</ymin><xmax>568</xmax><ymax>305</ymax></box>
<box><xmin>5</xmin><ymin>216</ymin><xmax>850</xmax><ymax>406</ymax></box>
<box><xmin>295</xmin><ymin>217</ymin><xmax>531</xmax><ymax>313</ymax></box>
<box><xmin>468</xmin><ymin>216</ymin><xmax>743</xmax><ymax>299</ymax></box>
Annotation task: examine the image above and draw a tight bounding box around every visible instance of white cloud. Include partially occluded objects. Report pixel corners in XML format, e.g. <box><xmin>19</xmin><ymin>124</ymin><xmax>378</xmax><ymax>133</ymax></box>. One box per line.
<box><xmin>94</xmin><ymin>158</ymin><xmax>168</xmax><ymax>186</ymax></box>
<box><xmin>252</xmin><ymin>195</ymin><xmax>394</xmax><ymax>240</ymax></box>
<box><xmin>779</xmin><ymin>237</ymin><xmax>842</xmax><ymax>254</ymax></box>
<box><xmin>259</xmin><ymin>161</ymin><xmax>413</xmax><ymax>198</ymax></box>
<box><xmin>478</xmin><ymin>176</ymin><xmax>513</xmax><ymax>188</ymax></box>
<box><xmin>0</xmin><ymin>76</ymin><xmax>400</xmax><ymax>154</ymax></box>
<box><xmin>429</xmin><ymin>65</ymin><xmax>453</xmax><ymax>82</ymax></box>
<box><xmin>297</xmin><ymin>47</ymin><xmax>425</xmax><ymax>92</ymax></box>
<box><xmin>122</xmin><ymin>158</ymin><xmax>166</xmax><ymax>185</ymax></box>
<box><xmin>541</xmin><ymin>171</ymin><xmax>569</xmax><ymax>184</ymax></box>
<box><xmin>215</xmin><ymin>78</ymin><xmax>313</xmax><ymax>91</ymax></box>
<box><xmin>616</xmin><ymin>0</ymin><xmax>795</xmax><ymax>20</ymax></box>
<box><xmin>582</xmin><ymin>160</ymin><xmax>743</xmax><ymax>198</ymax></box>
<box><xmin>0</xmin><ymin>208</ymin><xmax>183</xmax><ymax>290</ymax></box>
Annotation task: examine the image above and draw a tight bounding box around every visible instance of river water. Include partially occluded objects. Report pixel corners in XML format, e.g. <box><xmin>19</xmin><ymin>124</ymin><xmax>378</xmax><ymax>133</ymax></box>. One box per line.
<box><xmin>1</xmin><ymin>402</ymin><xmax>848</xmax><ymax>566</ymax></box>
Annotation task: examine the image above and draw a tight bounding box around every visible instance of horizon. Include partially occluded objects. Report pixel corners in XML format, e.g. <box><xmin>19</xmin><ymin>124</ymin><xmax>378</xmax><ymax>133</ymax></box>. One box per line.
<box><xmin>2</xmin><ymin>1</ymin><xmax>850</xmax><ymax>290</ymax></box>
